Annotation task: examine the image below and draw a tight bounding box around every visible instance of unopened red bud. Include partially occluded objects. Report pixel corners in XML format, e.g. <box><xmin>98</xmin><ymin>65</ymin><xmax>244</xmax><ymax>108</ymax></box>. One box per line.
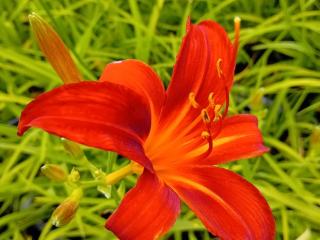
<box><xmin>52</xmin><ymin>188</ymin><xmax>82</xmax><ymax>227</ymax></box>
<box><xmin>28</xmin><ymin>12</ymin><xmax>82</xmax><ymax>84</ymax></box>
<box><xmin>41</xmin><ymin>164</ymin><xmax>67</xmax><ymax>182</ymax></box>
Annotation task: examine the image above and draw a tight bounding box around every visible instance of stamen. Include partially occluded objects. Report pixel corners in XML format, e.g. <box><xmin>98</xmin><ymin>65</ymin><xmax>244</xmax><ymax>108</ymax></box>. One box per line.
<box><xmin>213</xmin><ymin>104</ymin><xmax>222</xmax><ymax>121</ymax></box>
<box><xmin>185</xmin><ymin>91</ymin><xmax>228</xmax><ymax>156</ymax></box>
<box><xmin>234</xmin><ymin>16</ymin><xmax>241</xmax><ymax>53</ymax></box>
<box><xmin>201</xmin><ymin>131</ymin><xmax>210</xmax><ymax>139</ymax></box>
<box><xmin>189</xmin><ymin>92</ymin><xmax>199</xmax><ymax>109</ymax></box>
<box><xmin>214</xmin><ymin>104</ymin><xmax>221</xmax><ymax>113</ymax></box>
<box><xmin>201</xmin><ymin>129</ymin><xmax>213</xmax><ymax>157</ymax></box>
<box><xmin>222</xmin><ymin>87</ymin><xmax>230</xmax><ymax>118</ymax></box>
<box><xmin>208</xmin><ymin>92</ymin><xmax>215</xmax><ymax>107</ymax></box>
<box><xmin>201</xmin><ymin>132</ymin><xmax>213</xmax><ymax>158</ymax></box>
<box><xmin>201</xmin><ymin>109</ymin><xmax>210</xmax><ymax>123</ymax></box>
<box><xmin>211</xmin><ymin>117</ymin><xmax>223</xmax><ymax>139</ymax></box>
<box><xmin>216</xmin><ymin>58</ymin><xmax>223</xmax><ymax>78</ymax></box>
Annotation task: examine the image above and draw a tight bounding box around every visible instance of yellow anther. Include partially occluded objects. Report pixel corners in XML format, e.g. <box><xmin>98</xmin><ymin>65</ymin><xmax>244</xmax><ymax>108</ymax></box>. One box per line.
<box><xmin>214</xmin><ymin>104</ymin><xmax>222</xmax><ymax>114</ymax></box>
<box><xmin>213</xmin><ymin>104</ymin><xmax>222</xmax><ymax>121</ymax></box>
<box><xmin>208</xmin><ymin>92</ymin><xmax>215</xmax><ymax>107</ymax></box>
<box><xmin>216</xmin><ymin>58</ymin><xmax>223</xmax><ymax>78</ymax></box>
<box><xmin>214</xmin><ymin>115</ymin><xmax>222</xmax><ymax>122</ymax></box>
<box><xmin>189</xmin><ymin>92</ymin><xmax>199</xmax><ymax>109</ymax></box>
<box><xmin>201</xmin><ymin>109</ymin><xmax>211</xmax><ymax>123</ymax></box>
<box><xmin>201</xmin><ymin>131</ymin><xmax>211</xmax><ymax>139</ymax></box>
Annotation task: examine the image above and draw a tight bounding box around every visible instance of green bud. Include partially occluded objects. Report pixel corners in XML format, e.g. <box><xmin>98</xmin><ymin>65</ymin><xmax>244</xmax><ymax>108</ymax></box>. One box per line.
<box><xmin>311</xmin><ymin>127</ymin><xmax>320</xmax><ymax>147</ymax></box>
<box><xmin>52</xmin><ymin>188</ymin><xmax>83</xmax><ymax>227</ymax></box>
<box><xmin>250</xmin><ymin>88</ymin><xmax>265</xmax><ymax>111</ymax></box>
<box><xmin>68</xmin><ymin>168</ymin><xmax>80</xmax><ymax>183</ymax></box>
<box><xmin>61</xmin><ymin>138</ymin><xmax>84</xmax><ymax>160</ymax></box>
<box><xmin>97</xmin><ymin>185</ymin><xmax>112</xmax><ymax>199</ymax></box>
<box><xmin>41</xmin><ymin>164</ymin><xmax>67</xmax><ymax>182</ymax></box>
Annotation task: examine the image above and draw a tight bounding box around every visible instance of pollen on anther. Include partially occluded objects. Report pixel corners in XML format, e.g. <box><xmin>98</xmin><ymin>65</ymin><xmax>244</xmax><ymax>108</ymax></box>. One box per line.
<box><xmin>214</xmin><ymin>104</ymin><xmax>222</xmax><ymax>113</ymax></box>
<box><xmin>189</xmin><ymin>92</ymin><xmax>199</xmax><ymax>108</ymax></box>
<box><xmin>201</xmin><ymin>109</ymin><xmax>211</xmax><ymax>123</ymax></box>
<box><xmin>210</xmin><ymin>104</ymin><xmax>222</xmax><ymax>122</ymax></box>
<box><xmin>201</xmin><ymin>131</ymin><xmax>210</xmax><ymax>139</ymax></box>
<box><xmin>208</xmin><ymin>92</ymin><xmax>214</xmax><ymax>107</ymax></box>
<box><xmin>216</xmin><ymin>58</ymin><xmax>223</xmax><ymax>78</ymax></box>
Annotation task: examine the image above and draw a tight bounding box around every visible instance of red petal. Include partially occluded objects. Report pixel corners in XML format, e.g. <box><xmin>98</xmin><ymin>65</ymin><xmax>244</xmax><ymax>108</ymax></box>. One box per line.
<box><xmin>183</xmin><ymin>114</ymin><xmax>268</xmax><ymax>165</ymax></box>
<box><xmin>196</xmin><ymin>20</ymin><xmax>236</xmax><ymax>103</ymax></box>
<box><xmin>18</xmin><ymin>81</ymin><xmax>153</xmax><ymax>170</ymax></box>
<box><xmin>99</xmin><ymin>60</ymin><xmax>166</xmax><ymax>127</ymax></box>
<box><xmin>106</xmin><ymin>170</ymin><xmax>180</xmax><ymax>239</ymax></box>
<box><xmin>158</xmin><ymin>20</ymin><xmax>235</xmax><ymax>130</ymax></box>
<box><xmin>165</xmin><ymin>166</ymin><xmax>275</xmax><ymax>240</ymax></box>
<box><xmin>208</xmin><ymin>114</ymin><xmax>268</xmax><ymax>164</ymax></box>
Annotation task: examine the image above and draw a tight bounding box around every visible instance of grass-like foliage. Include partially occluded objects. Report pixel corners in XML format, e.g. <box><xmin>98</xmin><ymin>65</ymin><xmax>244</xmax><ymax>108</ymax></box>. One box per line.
<box><xmin>1</xmin><ymin>0</ymin><xmax>320</xmax><ymax>239</ymax></box>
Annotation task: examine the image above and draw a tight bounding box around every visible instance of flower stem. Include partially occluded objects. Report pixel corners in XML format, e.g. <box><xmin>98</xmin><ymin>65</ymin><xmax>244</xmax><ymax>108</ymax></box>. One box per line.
<box><xmin>105</xmin><ymin>164</ymin><xmax>133</xmax><ymax>185</ymax></box>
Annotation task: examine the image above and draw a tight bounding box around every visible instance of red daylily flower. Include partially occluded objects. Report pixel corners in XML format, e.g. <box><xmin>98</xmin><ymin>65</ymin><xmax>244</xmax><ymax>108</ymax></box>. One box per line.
<box><xmin>18</xmin><ymin>15</ymin><xmax>275</xmax><ymax>240</ymax></box>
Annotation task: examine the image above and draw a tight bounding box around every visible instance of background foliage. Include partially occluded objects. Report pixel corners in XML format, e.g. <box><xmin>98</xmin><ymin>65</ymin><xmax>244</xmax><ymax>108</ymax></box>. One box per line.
<box><xmin>1</xmin><ymin>0</ymin><xmax>320</xmax><ymax>239</ymax></box>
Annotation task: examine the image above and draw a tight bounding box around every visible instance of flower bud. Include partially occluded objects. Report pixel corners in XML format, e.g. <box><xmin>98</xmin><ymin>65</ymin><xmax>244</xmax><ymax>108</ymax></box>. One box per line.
<box><xmin>28</xmin><ymin>12</ymin><xmax>82</xmax><ymax>84</ymax></box>
<box><xmin>52</xmin><ymin>188</ymin><xmax>82</xmax><ymax>227</ymax></box>
<box><xmin>61</xmin><ymin>138</ymin><xmax>84</xmax><ymax>160</ymax></box>
<box><xmin>68</xmin><ymin>168</ymin><xmax>80</xmax><ymax>183</ymax></box>
<box><xmin>41</xmin><ymin>164</ymin><xmax>67</xmax><ymax>182</ymax></box>
<box><xmin>250</xmin><ymin>88</ymin><xmax>265</xmax><ymax>111</ymax></box>
<box><xmin>97</xmin><ymin>185</ymin><xmax>112</xmax><ymax>199</ymax></box>
<box><xmin>310</xmin><ymin>126</ymin><xmax>320</xmax><ymax>147</ymax></box>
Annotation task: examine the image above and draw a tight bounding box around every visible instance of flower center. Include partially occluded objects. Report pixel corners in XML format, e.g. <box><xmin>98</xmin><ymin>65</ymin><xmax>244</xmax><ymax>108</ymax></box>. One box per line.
<box><xmin>188</xmin><ymin>92</ymin><xmax>222</xmax><ymax>147</ymax></box>
<box><xmin>144</xmin><ymin>57</ymin><xmax>230</xmax><ymax>169</ymax></box>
